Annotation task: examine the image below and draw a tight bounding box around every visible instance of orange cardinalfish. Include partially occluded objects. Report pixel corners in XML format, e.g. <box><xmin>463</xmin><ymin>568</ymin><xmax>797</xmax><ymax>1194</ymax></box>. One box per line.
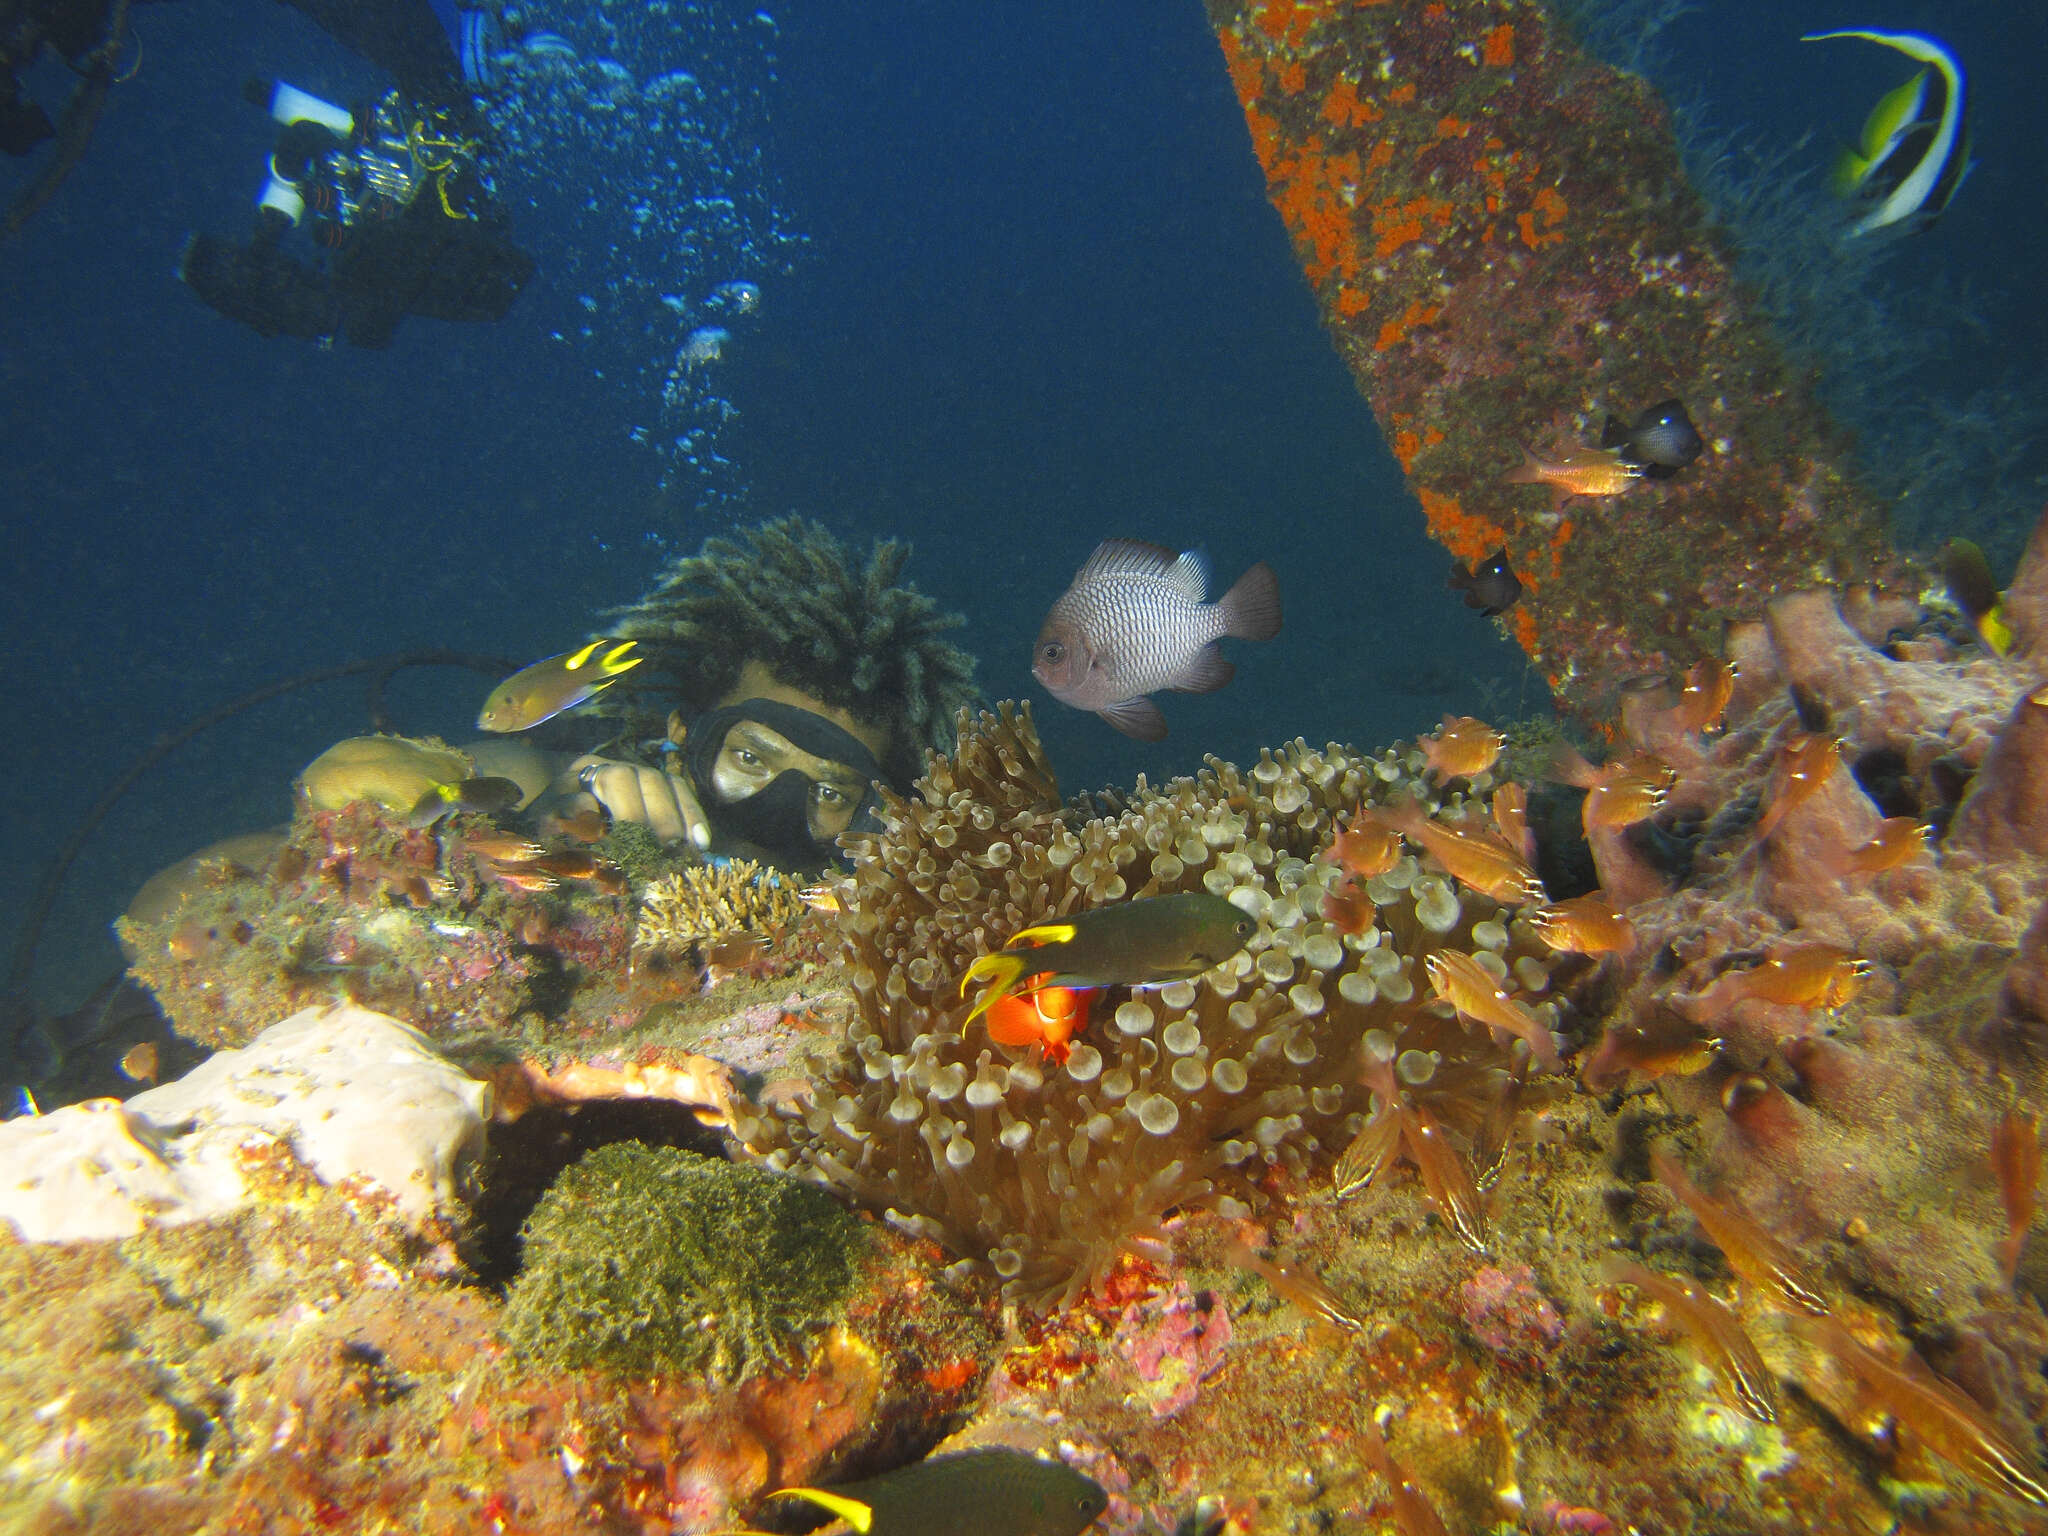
<box><xmin>1603</xmin><ymin>1256</ymin><xmax>1777</xmax><ymax>1424</ymax></box>
<box><xmin>1549</xmin><ymin>745</ymin><xmax>1674</xmax><ymax>833</ymax></box>
<box><xmin>1320</xmin><ymin>881</ymin><xmax>1377</xmax><ymax>936</ymax></box>
<box><xmin>1580</xmin><ymin>1011</ymin><xmax>1719</xmax><ymax>1091</ymax></box>
<box><xmin>1424</xmin><ymin>949</ymin><xmax>1562</xmax><ymax>1072</ymax></box>
<box><xmin>1420</xmin><ymin>715</ymin><xmax>1504</xmax><ymax>780</ymax></box>
<box><xmin>1531</xmin><ymin>892</ymin><xmax>1637</xmax><ymax>956</ymax></box>
<box><xmin>981</xmin><ymin>976</ymin><xmax>1096</xmax><ymax>1066</ymax></box>
<box><xmin>1373</xmin><ymin>798</ymin><xmax>1547</xmax><ymax>906</ymax></box>
<box><xmin>1793</xmin><ymin>1314</ymin><xmax>2048</xmax><ymax>1508</ymax></box>
<box><xmin>1828</xmin><ymin>816</ymin><xmax>1931</xmax><ymax>877</ymax></box>
<box><xmin>1349</xmin><ymin>1045</ymin><xmax>1490</xmax><ymax>1250</ymax></box>
<box><xmin>1701</xmin><ymin>941</ymin><xmax>1870</xmax><ymax>1013</ymax></box>
<box><xmin>1324</xmin><ymin>811</ymin><xmax>1401</xmax><ymax>881</ymax></box>
<box><xmin>1506</xmin><ymin>446</ymin><xmax>1641</xmax><ymax>506</ymax></box>
<box><xmin>1752</xmin><ymin>730</ymin><xmax>1841</xmax><ymax>841</ymax></box>
<box><xmin>1652</xmin><ymin>1148</ymin><xmax>1828</xmax><ymax>1315</ymax></box>
<box><xmin>1225</xmin><ymin>1241</ymin><xmax>1363</xmax><ymax>1333</ymax></box>
<box><xmin>1507</xmin><ymin>446</ymin><xmax>1641</xmax><ymax>500</ymax></box>
<box><xmin>1671</xmin><ymin>657</ymin><xmax>1738</xmax><ymax>735</ymax></box>
<box><xmin>1993</xmin><ymin>1109</ymin><xmax>2041</xmax><ymax>1286</ymax></box>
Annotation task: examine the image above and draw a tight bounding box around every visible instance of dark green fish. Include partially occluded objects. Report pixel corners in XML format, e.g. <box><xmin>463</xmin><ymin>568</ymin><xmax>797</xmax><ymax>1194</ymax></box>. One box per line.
<box><xmin>771</xmin><ymin>1449</ymin><xmax>1108</xmax><ymax>1536</ymax></box>
<box><xmin>962</xmin><ymin>892</ymin><xmax>1255</xmax><ymax>1024</ymax></box>
<box><xmin>406</xmin><ymin>775</ymin><xmax>525</xmax><ymax>829</ymax></box>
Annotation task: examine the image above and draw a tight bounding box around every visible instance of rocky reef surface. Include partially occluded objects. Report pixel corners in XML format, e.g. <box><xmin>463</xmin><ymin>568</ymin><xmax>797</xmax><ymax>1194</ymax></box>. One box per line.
<box><xmin>6</xmin><ymin>525</ymin><xmax>2048</xmax><ymax>1533</ymax></box>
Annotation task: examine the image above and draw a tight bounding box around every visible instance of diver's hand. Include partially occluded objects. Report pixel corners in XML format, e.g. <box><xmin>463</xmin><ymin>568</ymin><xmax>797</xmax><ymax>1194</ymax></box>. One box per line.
<box><xmin>563</xmin><ymin>756</ymin><xmax>710</xmax><ymax>850</ymax></box>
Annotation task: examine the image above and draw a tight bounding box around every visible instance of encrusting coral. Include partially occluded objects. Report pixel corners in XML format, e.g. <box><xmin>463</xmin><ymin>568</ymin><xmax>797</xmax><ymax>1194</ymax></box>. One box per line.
<box><xmin>605</xmin><ymin>516</ymin><xmax>980</xmax><ymax>787</ymax></box>
<box><xmin>739</xmin><ymin>702</ymin><xmax>1569</xmax><ymax>1309</ymax></box>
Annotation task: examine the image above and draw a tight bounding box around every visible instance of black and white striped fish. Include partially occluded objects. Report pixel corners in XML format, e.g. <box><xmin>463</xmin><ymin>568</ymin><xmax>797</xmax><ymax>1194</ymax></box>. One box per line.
<box><xmin>1804</xmin><ymin>28</ymin><xmax>1973</xmax><ymax>237</ymax></box>
<box><xmin>1031</xmin><ymin>540</ymin><xmax>1281</xmax><ymax>741</ymax></box>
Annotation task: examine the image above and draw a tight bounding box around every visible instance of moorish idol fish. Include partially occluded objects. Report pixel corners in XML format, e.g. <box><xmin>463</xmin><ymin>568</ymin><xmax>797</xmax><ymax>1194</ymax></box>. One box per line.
<box><xmin>1803</xmin><ymin>29</ymin><xmax>1973</xmax><ymax>237</ymax></box>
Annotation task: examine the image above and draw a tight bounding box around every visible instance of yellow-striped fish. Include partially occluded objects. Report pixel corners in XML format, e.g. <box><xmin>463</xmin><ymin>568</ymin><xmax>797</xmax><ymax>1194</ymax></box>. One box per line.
<box><xmin>477</xmin><ymin>640</ymin><xmax>643</xmax><ymax>732</ymax></box>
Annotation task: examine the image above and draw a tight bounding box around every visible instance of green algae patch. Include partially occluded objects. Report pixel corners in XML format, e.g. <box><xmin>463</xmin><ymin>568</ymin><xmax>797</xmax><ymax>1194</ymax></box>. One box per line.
<box><xmin>499</xmin><ymin>1142</ymin><xmax>869</xmax><ymax>1381</ymax></box>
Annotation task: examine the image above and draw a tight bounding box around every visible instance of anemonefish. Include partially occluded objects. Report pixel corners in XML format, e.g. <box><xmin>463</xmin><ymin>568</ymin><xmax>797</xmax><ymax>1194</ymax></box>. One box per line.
<box><xmin>982</xmin><ymin>975</ymin><xmax>1096</xmax><ymax>1065</ymax></box>
<box><xmin>1804</xmin><ymin>30</ymin><xmax>1973</xmax><ymax>237</ymax></box>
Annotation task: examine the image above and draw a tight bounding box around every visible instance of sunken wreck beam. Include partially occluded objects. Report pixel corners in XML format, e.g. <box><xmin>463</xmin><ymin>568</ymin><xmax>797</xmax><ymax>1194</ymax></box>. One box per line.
<box><xmin>1206</xmin><ymin>0</ymin><xmax>1897</xmax><ymax>717</ymax></box>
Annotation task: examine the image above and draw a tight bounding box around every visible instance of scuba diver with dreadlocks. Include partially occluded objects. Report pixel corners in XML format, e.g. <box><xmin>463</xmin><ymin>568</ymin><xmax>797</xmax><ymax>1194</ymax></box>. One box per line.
<box><xmin>464</xmin><ymin>517</ymin><xmax>984</xmax><ymax>874</ymax></box>
<box><xmin>177</xmin><ymin>0</ymin><xmax>532</xmax><ymax>347</ymax></box>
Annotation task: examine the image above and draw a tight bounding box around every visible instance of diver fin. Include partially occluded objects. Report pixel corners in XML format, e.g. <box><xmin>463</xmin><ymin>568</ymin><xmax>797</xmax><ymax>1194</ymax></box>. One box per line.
<box><xmin>1172</xmin><ymin>643</ymin><xmax>1235</xmax><ymax>695</ymax></box>
<box><xmin>1098</xmin><ymin>696</ymin><xmax>1168</xmax><ymax>741</ymax></box>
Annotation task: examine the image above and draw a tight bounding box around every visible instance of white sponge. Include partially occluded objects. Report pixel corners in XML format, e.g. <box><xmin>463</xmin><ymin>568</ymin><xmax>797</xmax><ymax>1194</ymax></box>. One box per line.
<box><xmin>0</xmin><ymin>1004</ymin><xmax>491</xmax><ymax>1243</ymax></box>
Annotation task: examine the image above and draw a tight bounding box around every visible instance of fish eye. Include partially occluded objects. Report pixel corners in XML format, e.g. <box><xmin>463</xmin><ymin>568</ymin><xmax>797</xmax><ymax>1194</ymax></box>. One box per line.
<box><xmin>1040</xmin><ymin>640</ymin><xmax>1064</xmax><ymax>662</ymax></box>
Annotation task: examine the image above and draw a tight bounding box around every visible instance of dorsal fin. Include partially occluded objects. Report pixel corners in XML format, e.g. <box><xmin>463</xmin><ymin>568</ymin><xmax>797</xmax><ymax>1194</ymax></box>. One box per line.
<box><xmin>1072</xmin><ymin>539</ymin><xmax>1205</xmax><ymax>599</ymax></box>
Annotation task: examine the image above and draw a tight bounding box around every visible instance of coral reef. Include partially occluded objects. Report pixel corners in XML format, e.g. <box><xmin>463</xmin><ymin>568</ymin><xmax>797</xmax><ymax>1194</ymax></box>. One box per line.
<box><xmin>605</xmin><ymin>516</ymin><xmax>980</xmax><ymax>787</ymax></box>
<box><xmin>1204</xmin><ymin>0</ymin><xmax>1899</xmax><ymax>719</ymax></box>
<box><xmin>26</xmin><ymin>519</ymin><xmax>2048</xmax><ymax>1532</ymax></box>
<box><xmin>118</xmin><ymin>797</ymin><xmax>640</xmax><ymax>1052</ymax></box>
<box><xmin>0</xmin><ymin>1157</ymin><xmax>986</xmax><ymax>1536</ymax></box>
<box><xmin>500</xmin><ymin>1142</ymin><xmax>869</xmax><ymax>1381</ymax></box>
<box><xmin>740</xmin><ymin>702</ymin><xmax>1569</xmax><ymax>1308</ymax></box>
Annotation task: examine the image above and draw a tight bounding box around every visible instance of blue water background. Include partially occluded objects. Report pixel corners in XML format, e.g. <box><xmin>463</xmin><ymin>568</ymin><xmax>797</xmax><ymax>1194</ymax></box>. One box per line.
<box><xmin>1</xmin><ymin>0</ymin><xmax>2040</xmax><ymax>1016</ymax></box>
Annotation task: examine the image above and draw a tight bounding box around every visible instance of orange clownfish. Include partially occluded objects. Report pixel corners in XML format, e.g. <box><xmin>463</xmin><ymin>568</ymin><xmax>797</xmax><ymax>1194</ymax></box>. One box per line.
<box><xmin>981</xmin><ymin>973</ymin><xmax>1096</xmax><ymax>1065</ymax></box>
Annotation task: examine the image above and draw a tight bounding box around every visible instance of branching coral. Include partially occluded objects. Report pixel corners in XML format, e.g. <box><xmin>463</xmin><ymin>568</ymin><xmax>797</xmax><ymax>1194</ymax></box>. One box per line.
<box><xmin>739</xmin><ymin>703</ymin><xmax>1568</xmax><ymax>1309</ymax></box>
<box><xmin>633</xmin><ymin>859</ymin><xmax>810</xmax><ymax>957</ymax></box>
<box><xmin>605</xmin><ymin>516</ymin><xmax>979</xmax><ymax>786</ymax></box>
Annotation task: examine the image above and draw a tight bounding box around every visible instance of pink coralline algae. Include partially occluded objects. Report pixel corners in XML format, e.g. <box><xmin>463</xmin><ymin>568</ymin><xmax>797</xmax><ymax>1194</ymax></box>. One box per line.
<box><xmin>1108</xmin><ymin>1276</ymin><xmax>1234</xmax><ymax>1418</ymax></box>
<box><xmin>1459</xmin><ymin>1262</ymin><xmax>1564</xmax><ymax>1364</ymax></box>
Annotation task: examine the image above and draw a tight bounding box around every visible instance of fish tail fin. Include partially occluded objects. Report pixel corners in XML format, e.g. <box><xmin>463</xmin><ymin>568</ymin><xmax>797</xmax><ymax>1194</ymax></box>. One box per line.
<box><xmin>1979</xmin><ymin>602</ymin><xmax>2015</xmax><ymax>657</ymax></box>
<box><xmin>1545</xmin><ymin>742</ymin><xmax>1601</xmax><ymax>789</ymax></box>
<box><xmin>1218</xmin><ymin>561</ymin><xmax>1282</xmax><ymax>642</ymax></box>
<box><xmin>961</xmin><ymin>951</ymin><xmax>1029</xmax><ymax>1022</ymax></box>
<box><xmin>1504</xmin><ymin>449</ymin><xmax>1544</xmax><ymax>485</ymax></box>
<box><xmin>598</xmin><ymin>639</ymin><xmax>643</xmax><ymax>676</ymax></box>
<box><xmin>767</xmin><ymin>1489</ymin><xmax>876</xmax><ymax>1534</ymax></box>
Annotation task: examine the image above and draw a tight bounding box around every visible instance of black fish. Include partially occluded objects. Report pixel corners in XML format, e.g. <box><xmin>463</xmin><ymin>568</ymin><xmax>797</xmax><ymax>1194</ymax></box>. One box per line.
<box><xmin>1601</xmin><ymin>399</ymin><xmax>1703</xmax><ymax>480</ymax></box>
<box><xmin>1448</xmin><ymin>549</ymin><xmax>1522</xmax><ymax>617</ymax></box>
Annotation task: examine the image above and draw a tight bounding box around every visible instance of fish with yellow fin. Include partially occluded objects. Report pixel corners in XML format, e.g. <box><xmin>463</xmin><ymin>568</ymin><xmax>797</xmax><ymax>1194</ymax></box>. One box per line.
<box><xmin>960</xmin><ymin>893</ymin><xmax>1254</xmax><ymax>1025</ymax></box>
<box><xmin>478</xmin><ymin>639</ymin><xmax>644</xmax><ymax>732</ymax></box>
<box><xmin>1944</xmin><ymin>539</ymin><xmax>2014</xmax><ymax>655</ymax></box>
<box><xmin>755</xmin><ymin>1449</ymin><xmax>1108</xmax><ymax>1536</ymax></box>
<box><xmin>406</xmin><ymin>775</ymin><xmax>525</xmax><ymax>828</ymax></box>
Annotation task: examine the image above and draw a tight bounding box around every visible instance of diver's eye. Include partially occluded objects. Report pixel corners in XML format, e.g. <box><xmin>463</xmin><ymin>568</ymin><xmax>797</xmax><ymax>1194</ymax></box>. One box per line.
<box><xmin>814</xmin><ymin>783</ymin><xmax>849</xmax><ymax>808</ymax></box>
<box><xmin>733</xmin><ymin>748</ymin><xmax>761</xmax><ymax>768</ymax></box>
<box><xmin>1040</xmin><ymin>641</ymin><xmax>1064</xmax><ymax>662</ymax></box>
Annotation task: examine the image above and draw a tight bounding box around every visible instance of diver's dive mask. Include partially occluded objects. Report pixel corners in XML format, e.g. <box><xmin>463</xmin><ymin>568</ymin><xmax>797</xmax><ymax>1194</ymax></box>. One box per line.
<box><xmin>683</xmin><ymin>699</ymin><xmax>889</xmax><ymax>871</ymax></box>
